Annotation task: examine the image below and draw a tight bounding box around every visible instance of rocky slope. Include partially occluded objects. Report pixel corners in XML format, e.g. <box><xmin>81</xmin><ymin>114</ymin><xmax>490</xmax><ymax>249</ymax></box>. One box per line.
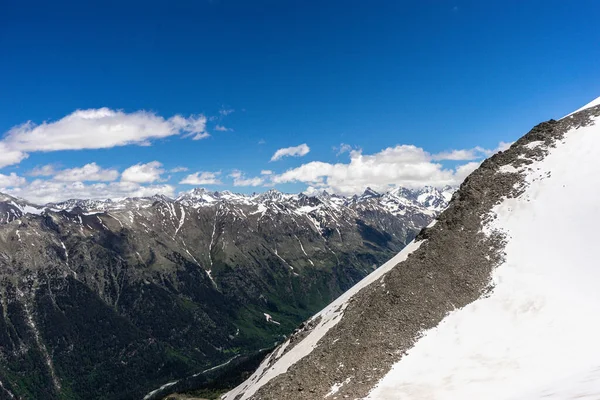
<box><xmin>221</xmin><ymin>99</ymin><xmax>600</xmax><ymax>400</ymax></box>
<box><xmin>0</xmin><ymin>186</ymin><xmax>450</xmax><ymax>399</ymax></box>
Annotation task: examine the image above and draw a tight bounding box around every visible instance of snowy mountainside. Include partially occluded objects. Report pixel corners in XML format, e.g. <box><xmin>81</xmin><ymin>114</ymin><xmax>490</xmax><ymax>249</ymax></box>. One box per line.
<box><xmin>221</xmin><ymin>98</ymin><xmax>600</xmax><ymax>400</ymax></box>
<box><xmin>0</xmin><ymin>185</ymin><xmax>450</xmax><ymax>400</ymax></box>
<box><xmin>0</xmin><ymin>193</ymin><xmax>45</xmax><ymax>223</ymax></box>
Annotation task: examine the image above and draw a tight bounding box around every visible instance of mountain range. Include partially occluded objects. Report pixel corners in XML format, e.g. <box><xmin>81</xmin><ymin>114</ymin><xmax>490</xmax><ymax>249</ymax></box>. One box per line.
<box><xmin>0</xmin><ymin>185</ymin><xmax>452</xmax><ymax>399</ymax></box>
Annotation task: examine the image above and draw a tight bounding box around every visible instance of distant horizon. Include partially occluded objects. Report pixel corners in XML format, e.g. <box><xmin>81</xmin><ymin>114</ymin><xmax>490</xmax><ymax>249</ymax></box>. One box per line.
<box><xmin>1</xmin><ymin>1</ymin><xmax>599</xmax><ymax>202</ymax></box>
<box><xmin>2</xmin><ymin>182</ymin><xmax>457</xmax><ymax>206</ymax></box>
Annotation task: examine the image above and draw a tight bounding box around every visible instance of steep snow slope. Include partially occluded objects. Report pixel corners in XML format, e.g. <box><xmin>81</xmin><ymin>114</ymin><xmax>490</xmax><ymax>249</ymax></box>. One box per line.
<box><xmin>221</xmin><ymin>98</ymin><xmax>600</xmax><ymax>400</ymax></box>
<box><xmin>564</xmin><ymin>95</ymin><xmax>600</xmax><ymax>117</ymax></box>
<box><xmin>367</xmin><ymin>103</ymin><xmax>600</xmax><ymax>399</ymax></box>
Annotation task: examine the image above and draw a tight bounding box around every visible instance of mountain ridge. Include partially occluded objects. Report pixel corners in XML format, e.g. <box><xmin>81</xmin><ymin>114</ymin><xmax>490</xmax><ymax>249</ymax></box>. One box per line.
<box><xmin>37</xmin><ymin>185</ymin><xmax>454</xmax><ymax>213</ymax></box>
<box><xmin>220</xmin><ymin>100</ymin><xmax>600</xmax><ymax>400</ymax></box>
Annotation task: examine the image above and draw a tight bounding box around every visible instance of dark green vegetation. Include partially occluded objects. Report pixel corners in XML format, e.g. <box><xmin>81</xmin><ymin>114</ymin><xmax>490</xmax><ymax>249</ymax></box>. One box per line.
<box><xmin>0</xmin><ymin>188</ymin><xmax>445</xmax><ymax>399</ymax></box>
<box><xmin>146</xmin><ymin>348</ymin><xmax>271</xmax><ymax>400</ymax></box>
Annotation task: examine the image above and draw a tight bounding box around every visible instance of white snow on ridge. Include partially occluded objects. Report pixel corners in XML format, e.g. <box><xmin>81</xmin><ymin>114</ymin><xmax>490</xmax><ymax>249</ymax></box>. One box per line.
<box><xmin>563</xmin><ymin>95</ymin><xmax>600</xmax><ymax>118</ymax></box>
<box><xmin>366</xmin><ymin>116</ymin><xmax>600</xmax><ymax>399</ymax></box>
<box><xmin>222</xmin><ymin>238</ymin><xmax>425</xmax><ymax>400</ymax></box>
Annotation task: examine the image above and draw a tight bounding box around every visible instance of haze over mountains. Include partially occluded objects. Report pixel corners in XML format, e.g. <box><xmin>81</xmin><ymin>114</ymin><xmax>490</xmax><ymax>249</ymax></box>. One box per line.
<box><xmin>0</xmin><ymin>185</ymin><xmax>451</xmax><ymax>399</ymax></box>
<box><xmin>221</xmin><ymin>99</ymin><xmax>600</xmax><ymax>400</ymax></box>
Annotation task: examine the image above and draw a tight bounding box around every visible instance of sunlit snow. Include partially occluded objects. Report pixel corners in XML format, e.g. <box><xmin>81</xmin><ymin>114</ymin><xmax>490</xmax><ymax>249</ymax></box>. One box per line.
<box><xmin>367</xmin><ymin>111</ymin><xmax>600</xmax><ymax>399</ymax></box>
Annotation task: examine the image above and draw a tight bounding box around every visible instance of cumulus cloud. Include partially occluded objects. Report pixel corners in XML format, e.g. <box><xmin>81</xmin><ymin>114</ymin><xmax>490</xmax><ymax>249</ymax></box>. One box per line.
<box><xmin>180</xmin><ymin>171</ymin><xmax>222</xmax><ymax>185</ymax></box>
<box><xmin>0</xmin><ymin>173</ymin><xmax>26</xmax><ymax>188</ymax></box>
<box><xmin>219</xmin><ymin>108</ymin><xmax>234</xmax><ymax>116</ymax></box>
<box><xmin>260</xmin><ymin>170</ymin><xmax>273</xmax><ymax>175</ymax></box>
<box><xmin>432</xmin><ymin>148</ymin><xmax>483</xmax><ymax>161</ymax></box>
<box><xmin>483</xmin><ymin>141</ymin><xmax>513</xmax><ymax>155</ymax></box>
<box><xmin>269</xmin><ymin>142</ymin><xmax>506</xmax><ymax>195</ymax></box>
<box><xmin>29</xmin><ymin>164</ymin><xmax>58</xmax><ymax>177</ymax></box>
<box><xmin>1</xmin><ymin>161</ymin><xmax>174</xmax><ymax>202</ymax></box>
<box><xmin>454</xmin><ymin>161</ymin><xmax>481</xmax><ymax>179</ymax></box>
<box><xmin>6</xmin><ymin>180</ymin><xmax>175</xmax><ymax>204</ymax></box>
<box><xmin>0</xmin><ymin>143</ymin><xmax>28</xmax><ymax>168</ymax></box>
<box><xmin>121</xmin><ymin>161</ymin><xmax>165</xmax><ymax>183</ymax></box>
<box><xmin>0</xmin><ymin>108</ymin><xmax>208</xmax><ymax>168</ymax></box>
<box><xmin>432</xmin><ymin>142</ymin><xmax>513</xmax><ymax>161</ymax></box>
<box><xmin>2</xmin><ymin>161</ymin><xmax>174</xmax><ymax>203</ymax></box>
<box><xmin>230</xmin><ymin>170</ymin><xmax>263</xmax><ymax>187</ymax></box>
<box><xmin>51</xmin><ymin>163</ymin><xmax>119</xmax><ymax>182</ymax></box>
<box><xmin>270</xmin><ymin>143</ymin><xmax>310</xmax><ymax>161</ymax></box>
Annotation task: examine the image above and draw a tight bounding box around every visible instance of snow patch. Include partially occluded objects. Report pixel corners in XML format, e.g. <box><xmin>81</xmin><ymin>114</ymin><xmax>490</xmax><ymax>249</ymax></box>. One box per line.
<box><xmin>498</xmin><ymin>164</ymin><xmax>520</xmax><ymax>174</ymax></box>
<box><xmin>264</xmin><ymin>313</ymin><xmax>281</xmax><ymax>325</ymax></box>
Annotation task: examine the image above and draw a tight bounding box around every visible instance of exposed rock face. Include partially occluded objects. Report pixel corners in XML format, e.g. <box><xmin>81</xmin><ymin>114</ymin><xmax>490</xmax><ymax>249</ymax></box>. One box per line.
<box><xmin>0</xmin><ymin>186</ymin><xmax>449</xmax><ymax>399</ymax></box>
<box><xmin>221</xmin><ymin>104</ymin><xmax>600</xmax><ymax>400</ymax></box>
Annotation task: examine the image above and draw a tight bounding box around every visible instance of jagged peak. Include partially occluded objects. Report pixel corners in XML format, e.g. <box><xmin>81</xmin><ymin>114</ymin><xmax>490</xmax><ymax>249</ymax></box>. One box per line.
<box><xmin>186</xmin><ymin>187</ymin><xmax>211</xmax><ymax>196</ymax></box>
<box><xmin>254</xmin><ymin>188</ymin><xmax>286</xmax><ymax>202</ymax></box>
<box><xmin>360</xmin><ymin>187</ymin><xmax>381</xmax><ymax>199</ymax></box>
<box><xmin>151</xmin><ymin>194</ymin><xmax>173</xmax><ymax>202</ymax></box>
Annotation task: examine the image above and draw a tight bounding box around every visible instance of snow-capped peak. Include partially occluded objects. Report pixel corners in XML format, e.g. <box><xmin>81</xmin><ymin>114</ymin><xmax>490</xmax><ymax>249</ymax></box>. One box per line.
<box><xmin>254</xmin><ymin>188</ymin><xmax>287</xmax><ymax>203</ymax></box>
<box><xmin>360</xmin><ymin>187</ymin><xmax>381</xmax><ymax>200</ymax></box>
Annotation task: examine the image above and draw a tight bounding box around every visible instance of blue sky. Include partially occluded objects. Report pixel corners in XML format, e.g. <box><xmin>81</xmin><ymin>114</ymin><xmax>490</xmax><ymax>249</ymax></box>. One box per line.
<box><xmin>1</xmin><ymin>0</ymin><xmax>599</xmax><ymax>203</ymax></box>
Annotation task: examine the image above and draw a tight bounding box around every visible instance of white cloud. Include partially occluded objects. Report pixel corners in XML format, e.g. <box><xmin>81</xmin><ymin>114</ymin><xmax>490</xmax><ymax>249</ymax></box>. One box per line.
<box><xmin>432</xmin><ymin>142</ymin><xmax>513</xmax><ymax>161</ymax></box>
<box><xmin>215</xmin><ymin>125</ymin><xmax>232</xmax><ymax>132</ymax></box>
<box><xmin>230</xmin><ymin>170</ymin><xmax>263</xmax><ymax>187</ymax></box>
<box><xmin>52</xmin><ymin>163</ymin><xmax>119</xmax><ymax>182</ymax></box>
<box><xmin>335</xmin><ymin>143</ymin><xmax>353</xmax><ymax>156</ymax></box>
<box><xmin>180</xmin><ymin>171</ymin><xmax>222</xmax><ymax>185</ymax></box>
<box><xmin>0</xmin><ymin>143</ymin><xmax>28</xmax><ymax>168</ymax></box>
<box><xmin>169</xmin><ymin>166</ymin><xmax>189</xmax><ymax>173</ymax></box>
<box><xmin>454</xmin><ymin>161</ymin><xmax>481</xmax><ymax>180</ymax></box>
<box><xmin>191</xmin><ymin>132</ymin><xmax>210</xmax><ymax>140</ymax></box>
<box><xmin>121</xmin><ymin>161</ymin><xmax>165</xmax><ymax>183</ymax></box>
<box><xmin>270</xmin><ymin>142</ymin><xmax>506</xmax><ymax>195</ymax></box>
<box><xmin>432</xmin><ymin>148</ymin><xmax>482</xmax><ymax>161</ymax></box>
<box><xmin>482</xmin><ymin>141</ymin><xmax>513</xmax><ymax>156</ymax></box>
<box><xmin>3</xmin><ymin>162</ymin><xmax>169</xmax><ymax>202</ymax></box>
<box><xmin>6</xmin><ymin>180</ymin><xmax>174</xmax><ymax>204</ymax></box>
<box><xmin>260</xmin><ymin>170</ymin><xmax>273</xmax><ymax>175</ymax></box>
<box><xmin>270</xmin><ymin>143</ymin><xmax>310</xmax><ymax>161</ymax></box>
<box><xmin>0</xmin><ymin>173</ymin><xmax>26</xmax><ymax>188</ymax></box>
<box><xmin>0</xmin><ymin>108</ymin><xmax>208</xmax><ymax>168</ymax></box>
<box><xmin>219</xmin><ymin>108</ymin><xmax>234</xmax><ymax>116</ymax></box>
<box><xmin>29</xmin><ymin>164</ymin><xmax>58</xmax><ymax>177</ymax></box>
